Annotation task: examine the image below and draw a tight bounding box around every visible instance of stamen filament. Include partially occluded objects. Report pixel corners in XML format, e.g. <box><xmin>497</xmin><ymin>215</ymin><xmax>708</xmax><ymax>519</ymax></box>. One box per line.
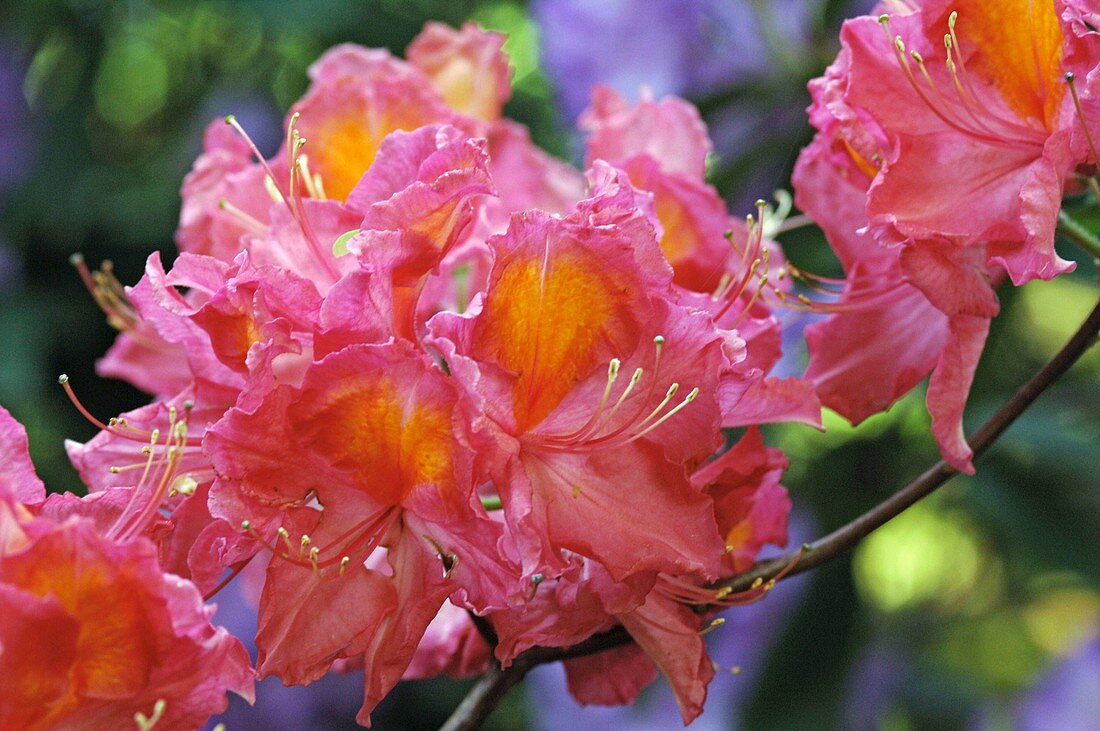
<box><xmin>1066</xmin><ymin>72</ymin><xmax>1100</xmax><ymax>165</ymax></box>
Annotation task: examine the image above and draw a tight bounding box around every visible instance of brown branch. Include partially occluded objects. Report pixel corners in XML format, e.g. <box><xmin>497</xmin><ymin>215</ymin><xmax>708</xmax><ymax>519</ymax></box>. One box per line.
<box><xmin>720</xmin><ymin>296</ymin><xmax>1100</xmax><ymax>594</ymax></box>
<box><xmin>440</xmin><ymin>298</ymin><xmax>1100</xmax><ymax>731</ymax></box>
<box><xmin>439</xmin><ymin>659</ymin><xmax>534</xmax><ymax>731</ymax></box>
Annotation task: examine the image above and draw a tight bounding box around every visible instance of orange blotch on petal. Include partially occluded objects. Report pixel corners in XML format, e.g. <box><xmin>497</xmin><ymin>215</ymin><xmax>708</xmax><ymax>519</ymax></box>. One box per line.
<box><xmin>653</xmin><ymin>194</ymin><xmax>696</xmax><ymax>266</ymax></box>
<box><xmin>295</xmin><ymin>80</ymin><xmax>449</xmax><ymax>202</ymax></box>
<box><xmin>480</xmin><ymin>248</ymin><xmax>636</xmax><ymax>432</ymax></box>
<box><xmin>1</xmin><ymin>531</ymin><xmax>157</xmax><ymax>708</ymax></box>
<box><xmin>309</xmin><ymin>375</ymin><xmax>456</xmax><ymax>506</ymax></box>
<box><xmin>951</xmin><ymin>0</ymin><xmax>1065</xmax><ymax>127</ymax></box>
<box><xmin>309</xmin><ymin>115</ymin><xmax>385</xmax><ymax>202</ymax></box>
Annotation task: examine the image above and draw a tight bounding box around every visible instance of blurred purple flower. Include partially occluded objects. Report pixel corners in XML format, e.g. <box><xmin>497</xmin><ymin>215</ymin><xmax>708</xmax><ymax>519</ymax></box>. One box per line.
<box><xmin>202</xmin><ymin>576</ymin><xmax>364</xmax><ymax>731</ymax></box>
<box><xmin>0</xmin><ymin>37</ymin><xmax>35</xmax><ymax>195</ymax></box>
<box><xmin>527</xmin><ymin>511</ymin><xmax>816</xmax><ymax>730</ymax></box>
<box><xmin>843</xmin><ymin>645</ymin><xmax>910</xmax><ymax>730</ymax></box>
<box><xmin>1014</xmin><ymin>634</ymin><xmax>1100</xmax><ymax>731</ymax></box>
<box><xmin>532</xmin><ymin>0</ymin><xmax>876</xmax><ymax>209</ymax></box>
<box><xmin>531</xmin><ymin>0</ymin><xmax>827</xmax><ymax>123</ymax></box>
<box><xmin>0</xmin><ymin>238</ymin><xmax>22</xmax><ymax>295</ymax></box>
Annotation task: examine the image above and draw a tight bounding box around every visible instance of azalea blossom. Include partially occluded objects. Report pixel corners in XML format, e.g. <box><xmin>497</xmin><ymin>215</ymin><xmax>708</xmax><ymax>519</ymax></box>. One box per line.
<box><xmin>14</xmin><ymin>7</ymin><xmax>1092</xmax><ymax>728</ymax></box>
<box><xmin>0</xmin><ymin>407</ymin><xmax>254</xmax><ymax>730</ymax></box>
<box><xmin>791</xmin><ymin>0</ymin><xmax>1100</xmax><ymax>470</ymax></box>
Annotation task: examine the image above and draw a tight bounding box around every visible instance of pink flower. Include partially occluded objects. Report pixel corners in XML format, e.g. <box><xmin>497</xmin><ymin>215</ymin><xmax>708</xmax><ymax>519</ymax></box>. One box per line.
<box><xmin>401</xmin><ymin>601</ymin><xmax>492</xmax><ymax>680</ymax></box>
<box><xmin>579</xmin><ymin>93</ymin><xmax>822</xmax><ymax>430</ymax></box>
<box><xmin>486</xmin><ymin>429</ymin><xmax>792</xmax><ymax>724</ymax></box>
<box><xmin>177</xmin><ymin>119</ymin><xmax>277</xmax><ymax>262</ymax></box>
<box><xmin>407</xmin><ymin>22</ymin><xmax>513</xmax><ymax>122</ymax></box>
<box><xmin>692</xmin><ymin>427</ymin><xmax>791</xmax><ymax>574</ymax></box>
<box><xmin>288</xmin><ymin>40</ymin><xmax>469</xmax><ymax>201</ymax></box>
<box><xmin>839</xmin><ymin>0</ymin><xmax>1100</xmax><ymax>284</ymax></box>
<box><xmin>792</xmin><ymin>25</ymin><xmax>1004</xmax><ymax>472</ymax></box>
<box><xmin>342</xmin><ymin>125</ymin><xmax>495</xmax><ymax>338</ymax></box>
<box><xmin>582</xmin><ymin>86</ymin><xmax>711</xmax><ymax>180</ymax></box>
<box><xmin>206</xmin><ymin>341</ymin><xmax>519</xmax><ymax>723</ymax></box>
<box><xmin>581</xmin><ymin>87</ymin><xmax>730</xmax><ymax>292</ymax></box>
<box><xmin>429</xmin><ymin>180</ymin><xmax>729</xmax><ymax>593</ymax></box>
<box><xmin>0</xmin><ymin>408</ymin><xmax>253</xmax><ymax>730</ymax></box>
<box><xmin>0</xmin><ymin>511</ymin><xmax>254</xmax><ymax>730</ymax></box>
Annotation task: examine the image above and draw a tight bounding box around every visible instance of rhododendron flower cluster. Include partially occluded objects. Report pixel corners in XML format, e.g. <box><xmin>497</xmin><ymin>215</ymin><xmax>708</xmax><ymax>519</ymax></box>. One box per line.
<box><xmin>794</xmin><ymin>0</ymin><xmax>1100</xmax><ymax>471</ymax></box>
<box><xmin>3</xmin><ymin>4</ymin><xmax>1096</xmax><ymax>728</ymax></box>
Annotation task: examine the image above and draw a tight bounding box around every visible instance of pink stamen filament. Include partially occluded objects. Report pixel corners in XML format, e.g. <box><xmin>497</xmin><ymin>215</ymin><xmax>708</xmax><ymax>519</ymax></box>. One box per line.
<box><xmin>879</xmin><ymin>16</ymin><xmax>1043</xmax><ymax>147</ymax></box>
<box><xmin>59</xmin><ymin>376</ymin><xmax>203</xmax><ymax>447</ymax></box>
<box><xmin>225</xmin><ymin>113</ymin><xmax>342</xmax><ymax>285</ymax></box>
<box><xmin>243</xmin><ymin>506</ymin><xmax>399</xmax><ymax>576</ymax></box>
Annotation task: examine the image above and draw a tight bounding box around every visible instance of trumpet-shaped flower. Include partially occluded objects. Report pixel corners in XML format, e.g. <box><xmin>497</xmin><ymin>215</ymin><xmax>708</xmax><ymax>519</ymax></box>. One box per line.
<box><xmin>429</xmin><ymin>182</ymin><xmax>729</xmax><ymax>591</ymax></box>
<box><xmin>206</xmin><ymin>341</ymin><xmax>520</xmax><ymax>724</ymax></box>
<box><xmin>793</xmin><ymin>27</ymin><xmax>1002</xmax><ymax>472</ymax></box>
<box><xmin>841</xmin><ymin>0</ymin><xmax>1100</xmax><ymax>283</ymax></box>
<box><xmin>0</xmin><ymin>407</ymin><xmax>253</xmax><ymax>731</ymax></box>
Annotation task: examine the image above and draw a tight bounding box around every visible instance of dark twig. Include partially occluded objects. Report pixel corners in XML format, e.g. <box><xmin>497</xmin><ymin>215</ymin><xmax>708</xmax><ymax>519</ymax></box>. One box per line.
<box><xmin>439</xmin><ymin>656</ymin><xmax>536</xmax><ymax>731</ymax></box>
<box><xmin>441</xmin><ymin>298</ymin><xmax>1100</xmax><ymax>731</ymax></box>
<box><xmin>720</xmin><ymin>297</ymin><xmax>1100</xmax><ymax>594</ymax></box>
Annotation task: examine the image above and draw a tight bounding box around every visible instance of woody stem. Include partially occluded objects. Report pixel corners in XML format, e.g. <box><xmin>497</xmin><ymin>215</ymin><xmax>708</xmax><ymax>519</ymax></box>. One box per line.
<box><xmin>718</xmin><ymin>296</ymin><xmax>1100</xmax><ymax>594</ymax></box>
<box><xmin>440</xmin><ymin>298</ymin><xmax>1100</xmax><ymax>731</ymax></box>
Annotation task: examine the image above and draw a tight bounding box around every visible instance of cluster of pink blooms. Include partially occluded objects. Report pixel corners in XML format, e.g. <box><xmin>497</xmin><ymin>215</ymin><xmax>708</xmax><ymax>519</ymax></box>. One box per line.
<box><xmin>2</xmin><ymin>2</ymin><xmax>1097</xmax><ymax>727</ymax></box>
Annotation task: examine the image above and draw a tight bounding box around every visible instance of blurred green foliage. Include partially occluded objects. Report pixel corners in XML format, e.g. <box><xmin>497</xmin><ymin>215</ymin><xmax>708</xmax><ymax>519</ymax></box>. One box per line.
<box><xmin>0</xmin><ymin>1</ymin><xmax>1096</xmax><ymax>729</ymax></box>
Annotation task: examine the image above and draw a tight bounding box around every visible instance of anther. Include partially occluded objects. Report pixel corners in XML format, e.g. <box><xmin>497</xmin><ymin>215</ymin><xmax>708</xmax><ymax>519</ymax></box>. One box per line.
<box><xmin>339</xmin><ymin>556</ymin><xmax>351</xmax><ymax>575</ymax></box>
<box><xmin>300</xmin><ymin>534</ymin><xmax>312</xmax><ymax>556</ymax></box>
<box><xmin>699</xmin><ymin>617</ymin><xmax>726</xmax><ymax>636</ymax></box>
<box><xmin>529</xmin><ymin>572</ymin><xmax>545</xmax><ymax>598</ymax></box>
<box><xmin>1065</xmin><ymin>72</ymin><xmax>1100</xmax><ymax>164</ymax></box>
<box><xmin>134</xmin><ymin>698</ymin><xmax>167</xmax><ymax>731</ymax></box>
<box><xmin>173</xmin><ymin>475</ymin><xmax>198</xmax><ymax>497</ymax></box>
